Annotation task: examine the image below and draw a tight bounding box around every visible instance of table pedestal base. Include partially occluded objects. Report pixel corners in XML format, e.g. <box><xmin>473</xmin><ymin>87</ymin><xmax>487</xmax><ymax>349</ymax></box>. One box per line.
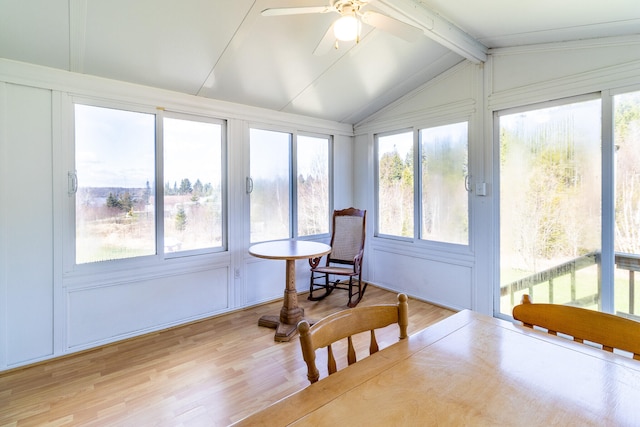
<box><xmin>249</xmin><ymin>242</ymin><xmax>331</xmax><ymax>343</ymax></box>
<box><xmin>258</xmin><ymin>314</ymin><xmax>300</xmax><ymax>342</ymax></box>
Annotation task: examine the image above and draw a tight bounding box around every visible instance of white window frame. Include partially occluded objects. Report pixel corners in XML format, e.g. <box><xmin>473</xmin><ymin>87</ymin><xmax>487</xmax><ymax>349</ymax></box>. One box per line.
<box><xmin>160</xmin><ymin>111</ymin><xmax>228</xmax><ymax>259</ymax></box>
<box><xmin>494</xmin><ymin>92</ymin><xmax>609</xmax><ymax>317</ymax></box>
<box><xmin>248</xmin><ymin>125</ymin><xmax>333</xmax><ymax>243</ymax></box>
<box><xmin>374</xmin><ymin>118</ymin><xmax>471</xmax><ymax>249</ymax></box>
<box><xmin>63</xmin><ymin>97</ymin><xmax>228</xmax><ymax>276</ymax></box>
<box><xmin>418</xmin><ymin>120</ymin><xmax>470</xmax><ymax>246</ymax></box>
<box><xmin>374</xmin><ymin>128</ymin><xmax>416</xmax><ymax>242</ymax></box>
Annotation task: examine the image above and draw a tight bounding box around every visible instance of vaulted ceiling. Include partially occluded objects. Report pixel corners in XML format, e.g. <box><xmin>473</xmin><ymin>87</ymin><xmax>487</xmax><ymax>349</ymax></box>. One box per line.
<box><xmin>1</xmin><ymin>0</ymin><xmax>639</xmax><ymax>124</ymax></box>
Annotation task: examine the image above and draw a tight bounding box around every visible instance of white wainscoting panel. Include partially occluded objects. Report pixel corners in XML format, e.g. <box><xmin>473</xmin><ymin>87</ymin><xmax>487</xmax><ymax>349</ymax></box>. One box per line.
<box><xmin>371</xmin><ymin>247</ymin><xmax>472</xmax><ymax>310</ymax></box>
<box><xmin>66</xmin><ymin>267</ymin><xmax>229</xmax><ymax>350</ymax></box>
<box><xmin>245</xmin><ymin>257</ymin><xmax>285</xmax><ymax>306</ymax></box>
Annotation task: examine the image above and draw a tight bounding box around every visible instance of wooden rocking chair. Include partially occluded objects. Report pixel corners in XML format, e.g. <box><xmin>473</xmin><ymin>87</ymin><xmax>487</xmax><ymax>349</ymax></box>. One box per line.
<box><xmin>308</xmin><ymin>208</ymin><xmax>367</xmax><ymax>307</ymax></box>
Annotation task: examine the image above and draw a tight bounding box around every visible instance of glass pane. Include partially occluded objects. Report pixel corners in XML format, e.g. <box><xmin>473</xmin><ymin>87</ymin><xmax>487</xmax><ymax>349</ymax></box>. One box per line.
<box><xmin>499</xmin><ymin>99</ymin><xmax>601</xmax><ymax>316</ymax></box>
<box><xmin>297</xmin><ymin>135</ymin><xmax>329</xmax><ymax>236</ymax></box>
<box><xmin>377</xmin><ymin>131</ymin><xmax>414</xmax><ymax>237</ymax></box>
<box><xmin>614</xmin><ymin>90</ymin><xmax>640</xmax><ymax>316</ymax></box>
<box><xmin>250</xmin><ymin>128</ymin><xmax>290</xmax><ymax>243</ymax></box>
<box><xmin>420</xmin><ymin>122</ymin><xmax>468</xmax><ymax>245</ymax></box>
<box><xmin>163</xmin><ymin>117</ymin><xmax>223</xmax><ymax>253</ymax></box>
<box><xmin>75</xmin><ymin>104</ymin><xmax>156</xmax><ymax>264</ymax></box>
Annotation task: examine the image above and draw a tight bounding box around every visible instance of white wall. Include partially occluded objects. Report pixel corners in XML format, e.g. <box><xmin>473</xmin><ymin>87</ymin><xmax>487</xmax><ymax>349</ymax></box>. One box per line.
<box><xmin>353</xmin><ymin>36</ymin><xmax>640</xmax><ymax>315</ymax></box>
<box><xmin>0</xmin><ymin>59</ymin><xmax>353</xmax><ymax>370</ymax></box>
<box><xmin>488</xmin><ymin>37</ymin><xmax>640</xmax><ymax>111</ymax></box>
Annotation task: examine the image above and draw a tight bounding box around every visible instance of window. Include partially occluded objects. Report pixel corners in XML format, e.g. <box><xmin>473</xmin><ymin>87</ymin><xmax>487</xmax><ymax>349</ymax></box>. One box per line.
<box><xmin>297</xmin><ymin>135</ymin><xmax>330</xmax><ymax>237</ymax></box>
<box><xmin>499</xmin><ymin>99</ymin><xmax>602</xmax><ymax>314</ymax></box>
<box><xmin>249</xmin><ymin>128</ymin><xmax>330</xmax><ymax>243</ymax></box>
<box><xmin>375</xmin><ymin>122</ymin><xmax>469</xmax><ymax>245</ymax></box>
<box><xmin>163</xmin><ymin>116</ymin><xmax>224</xmax><ymax>253</ymax></box>
<box><xmin>420</xmin><ymin>122</ymin><xmax>469</xmax><ymax>245</ymax></box>
<box><xmin>75</xmin><ymin>104</ymin><xmax>156</xmax><ymax>264</ymax></box>
<box><xmin>249</xmin><ymin>128</ymin><xmax>290</xmax><ymax>242</ymax></box>
<box><xmin>376</xmin><ymin>131</ymin><xmax>414</xmax><ymax>238</ymax></box>
<box><xmin>497</xmin><ymin>95</ymin><xmax>619</xmax><ymax>317</ymax></box>
<box><xmin>613</xmin><ymin>90</ymin><xmax>640</xmax><ymax>316</ymax></box>
<box><xmin>73</xmin><ymin>103</ymin><xmax>225</xmax><ymax>265</ymax></box>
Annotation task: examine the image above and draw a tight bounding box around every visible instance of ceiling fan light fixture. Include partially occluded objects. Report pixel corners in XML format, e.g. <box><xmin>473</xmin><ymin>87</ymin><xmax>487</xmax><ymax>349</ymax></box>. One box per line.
<box><xmin>333</xmin><ymin>15</ymin><xmax>359</xmax><ymax>41</ymax></box>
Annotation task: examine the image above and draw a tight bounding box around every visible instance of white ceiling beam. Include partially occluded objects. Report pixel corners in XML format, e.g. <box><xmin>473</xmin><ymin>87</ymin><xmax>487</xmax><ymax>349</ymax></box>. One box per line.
<box><xmin>375</xmin><ymin>0</ymin><xmax>488</xmax><ymax>63</ymax></box>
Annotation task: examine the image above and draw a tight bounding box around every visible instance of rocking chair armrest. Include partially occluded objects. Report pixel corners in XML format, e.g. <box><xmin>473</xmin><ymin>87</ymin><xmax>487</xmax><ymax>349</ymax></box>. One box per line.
<box><xmin>353</xmin><ymin>249</ymin><xmax>364</xmax><ymax>274</ymax></box>
<box><xmin>309</xmin><ymin>255</ymin><xmax>324</xmax><ymax>269</ymax></box>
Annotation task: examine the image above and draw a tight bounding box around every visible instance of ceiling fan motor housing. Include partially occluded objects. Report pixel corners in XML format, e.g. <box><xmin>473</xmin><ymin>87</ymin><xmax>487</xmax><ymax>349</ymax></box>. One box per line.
<box><xmin>333</xmin><ymin>0</ymin><xmax>367</xmax><ymax>16</ymax></box>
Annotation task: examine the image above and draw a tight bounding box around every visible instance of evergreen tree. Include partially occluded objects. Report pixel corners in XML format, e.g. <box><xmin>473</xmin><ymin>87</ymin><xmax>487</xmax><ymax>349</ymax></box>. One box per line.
<box><xmin>175</xmin><ymin>206</ymin><xmax>187</xmax><ymax>231</ymax></box>
<box><xmin>106</xmin><ymin>192</ymin><xmax>120</xmax><ymax>209</ymax></box>
<box><xmin>379</xmin><ymin>150</ymin><xmax>405</xmax><ymax>184</ymax></box>
<box><xmin>179</xmin><ymin>178</ymin><xmax>193</xmax><ymax>195</ymax></box>
<box><xmin>121</xmin><ymin>191</ymin><xmax>133</xmax><ymax>211</ymax></box>
<box><xmin>193</xmin><ymin>179</ymin><xmax>203</xmax><ymax>196</ymax></box>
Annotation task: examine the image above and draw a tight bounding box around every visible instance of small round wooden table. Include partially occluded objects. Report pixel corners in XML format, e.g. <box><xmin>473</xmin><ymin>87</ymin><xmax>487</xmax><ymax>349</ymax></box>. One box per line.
<box><xmin>249</xmin><ymin>240</ymin><xmax>331</xmax><ymax>342</ymax></box>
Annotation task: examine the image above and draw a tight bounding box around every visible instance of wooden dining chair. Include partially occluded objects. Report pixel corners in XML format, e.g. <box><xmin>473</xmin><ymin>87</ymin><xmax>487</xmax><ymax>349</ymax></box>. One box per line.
<box><xmin>297</xmin><ymin>293</ymin><xmax>409</xmax><ymax>384</ymax></box>
<box><xmin>308</xmin><ymin>207</ymin><xmax>367</xmax><ymax>307</ymax></box>
<box><xmin>513</xmin><ymin>294</ymin><xmax>640</xmax><ymax>360</ymax></box>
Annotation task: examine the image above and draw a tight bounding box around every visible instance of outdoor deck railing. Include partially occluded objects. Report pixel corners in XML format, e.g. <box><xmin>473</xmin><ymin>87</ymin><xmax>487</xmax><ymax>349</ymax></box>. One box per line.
<box><xmin>501</xmin><ymin>251</ymin><xmax>640</xmax><ymax>316</ymax></box>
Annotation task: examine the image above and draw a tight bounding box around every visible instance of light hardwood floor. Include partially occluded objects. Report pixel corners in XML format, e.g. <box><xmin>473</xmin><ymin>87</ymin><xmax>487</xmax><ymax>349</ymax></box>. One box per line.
<box><xmin>0</xmin><ymin>286</ymin><xmax>454</xmax><ymax>427</ymax></box>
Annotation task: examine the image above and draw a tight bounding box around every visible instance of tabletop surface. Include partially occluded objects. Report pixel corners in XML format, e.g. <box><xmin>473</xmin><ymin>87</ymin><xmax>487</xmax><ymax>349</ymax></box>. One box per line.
<box><xmin>233</xmin><ymin>309</ymin><xmax>640</xmax><ymax>426</ymax></box>
<box><xmin>248</xmin><ymin>240</ymin><xmax>331</xmax><ymax>261</ymax></box>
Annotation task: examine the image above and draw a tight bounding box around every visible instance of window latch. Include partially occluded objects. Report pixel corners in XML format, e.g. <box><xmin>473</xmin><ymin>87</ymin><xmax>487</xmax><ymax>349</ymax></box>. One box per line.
<box><xmin>68</xmin><ymin>171</ymin><xmax>78</xmax><ymax>195</ymax></box>
<box><xmin>246</xmin><ymin>177</ymin><xmax>253</xmax><ymax>194</ymax></box>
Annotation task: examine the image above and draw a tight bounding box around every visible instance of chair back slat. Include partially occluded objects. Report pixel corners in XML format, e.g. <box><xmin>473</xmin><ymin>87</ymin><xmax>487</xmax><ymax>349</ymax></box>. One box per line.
<box><xmin>298</xmin><ymin>293</ymin><xmax>409</xmax><ymax>384</ymax></box>
<box><xmin>513</xmin><ymin>294</ymin><xmax>640</xmax><ymax>360</ymax></box>
<box><xmin>369</xmin><ymin>330</ymin><xmax>379</xmax><ymax>355</ymax></box>
<box><xmin>327</xmin><ymin>344</ymin><xmax>336</xmax><ymax>375</ymax></box>
<box><xmin>347</xmin><ymin>336</ymin><xmax>356</xmax><ymax>365</ymax></box>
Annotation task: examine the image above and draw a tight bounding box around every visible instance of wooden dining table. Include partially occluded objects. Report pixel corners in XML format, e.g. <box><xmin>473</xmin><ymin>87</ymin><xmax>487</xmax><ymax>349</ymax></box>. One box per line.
<box><xmin>233</xmin><ymin>309</ymin><xmax>640</xmax><ymax>426</ymax></box>
<box><xmin>249</xmin><ymin>240</ymin><xmax>331</xmax><ymax>342</ymax></box>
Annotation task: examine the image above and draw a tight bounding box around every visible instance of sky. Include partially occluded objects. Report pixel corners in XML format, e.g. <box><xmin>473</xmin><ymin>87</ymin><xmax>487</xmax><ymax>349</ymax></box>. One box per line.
<box><xmin>249</xmin><ymin>129</ymin><xmax>329</xmax><ymax>179</ymax></box>
<box><xmin>75</xmin><ymin>105</ymin><xmax>327</xmax><ymax>190</ymax></box>
<box><xmin>75</xmin><ymin>104</ymin><xmax>221</xmax><ymax>189</ymax></box>
<box><xmin>75</xmin><ymin>104</ymin><xmax>155</xmax><ymax>188</ymax></box>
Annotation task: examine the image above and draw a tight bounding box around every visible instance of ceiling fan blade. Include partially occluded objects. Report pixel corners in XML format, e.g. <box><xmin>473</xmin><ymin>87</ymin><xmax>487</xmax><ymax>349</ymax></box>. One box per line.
<box><xmin>313</xmin><ymin>24</ymin><xmax>337</xmax><ymax>56</ymax></box>
<box><xmin>360</xmin><ymin>11</ymin><xmax>422</xmax><ymax>42</ymax></box>
<box><xmin>261</xmin><ymin>6</ymin><xmax>334</xmax><ymax>16</ymax></box>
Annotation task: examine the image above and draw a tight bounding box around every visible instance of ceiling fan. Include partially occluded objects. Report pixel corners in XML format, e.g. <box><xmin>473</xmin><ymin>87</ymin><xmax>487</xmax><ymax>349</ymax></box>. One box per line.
<box><xmin>261</xmin><ymin>0</ymin><xmax>423</xmax><ymax>55</ymax></box>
